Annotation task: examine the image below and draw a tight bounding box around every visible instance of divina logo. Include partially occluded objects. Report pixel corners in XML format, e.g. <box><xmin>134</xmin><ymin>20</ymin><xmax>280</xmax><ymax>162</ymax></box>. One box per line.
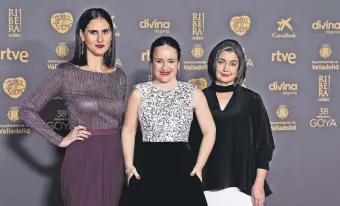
<box><xmin>140</xmin><ymin>19</ymin><xmax>170</xmax><ymax>29</ymax></box>
<box><xmin>269</xmin><ymin>82</ymin><xmax>298</xmax><ymax>90</ymax></box>
<box><xmin>269</xmin><ymin>81</ymin><xmax>298</xmax><ymax>96</ymax></box>
<box><xmin>312</xmin><ymin>20</ymin><xmax>340</xmax><ymax>34</ymax></box>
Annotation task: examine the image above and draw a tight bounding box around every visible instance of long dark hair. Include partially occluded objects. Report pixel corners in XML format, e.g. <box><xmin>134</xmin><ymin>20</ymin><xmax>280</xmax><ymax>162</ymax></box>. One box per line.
<box><xmin>69</xmin><ymin>8</ymin><xmax>116</xmax><ymax>68</ymax></box>
<box><xmin>207</xmin><ymin>39</ymin><xmax>247</xmax><ymax>85</ymax></box>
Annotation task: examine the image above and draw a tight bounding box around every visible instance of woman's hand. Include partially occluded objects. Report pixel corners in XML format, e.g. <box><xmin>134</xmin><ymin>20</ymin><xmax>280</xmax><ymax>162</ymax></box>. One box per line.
<box><xmin>126</xmin><ymin>166</ymin><xmax>140</xmax><ymax>185</ymax></box>
<box><xmin>190</xmin><ymin>165</ymin><xmax>202</xmax><ymax>182</ymax></box>
<box><xmin>251</xmin><ymin>181</ymin><xmax>265</xmax><ymax>206</ymax></box>
<box><xmin>58</xmin><ymin>126</ymin><xmax>91</xmax><ymax>148</ymax></box>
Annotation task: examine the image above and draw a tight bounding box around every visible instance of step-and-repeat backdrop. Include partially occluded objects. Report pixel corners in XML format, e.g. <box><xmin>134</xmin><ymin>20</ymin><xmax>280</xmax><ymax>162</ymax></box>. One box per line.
<box><xmin>0</xmin><ymin>0</ymin><xmax>339</xmax><ymax>205</ymax></box>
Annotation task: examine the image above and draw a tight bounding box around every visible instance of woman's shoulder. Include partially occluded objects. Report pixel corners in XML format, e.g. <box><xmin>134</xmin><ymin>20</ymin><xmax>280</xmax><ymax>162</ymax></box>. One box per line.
<box><xmin>180</xmin><ymin>81</ymin><xmax>197</xmax><ymax>91</ymax></box>
<box><xmin>55</xmin><ymin>62</ymin><xmax>80</xmax><ymax>74</ymax></box>
<box><xmin>114</xmin><ymin>67</ymin><xmax>126</xmax><ymax>76</ymax></box>
<box><xmin>133</xmin><ymin>81</ymin><xmax>152</xmax><ymax>90</ymax></box>
<box><xmin>237</xmin><ymin>86</ymin><xmax>265</xmax><ymax>105</ymax></box>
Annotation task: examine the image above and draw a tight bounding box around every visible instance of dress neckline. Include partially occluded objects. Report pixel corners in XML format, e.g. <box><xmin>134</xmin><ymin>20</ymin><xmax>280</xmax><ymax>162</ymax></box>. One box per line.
<box><xmin>71</xmin><ymin>63</ymin><xmax>119</xmax><ymax>75</ymax></box>
<box><xmin>151</xmin><ymin>81</ymin><xmax>180</xmax><ymax>92</ymax></box>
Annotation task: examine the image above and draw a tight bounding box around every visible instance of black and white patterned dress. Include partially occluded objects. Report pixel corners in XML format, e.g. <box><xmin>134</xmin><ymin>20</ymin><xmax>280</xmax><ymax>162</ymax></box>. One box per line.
<box><xmin>120</xmin><ymin>81</ymin><xmax>208</xmax><ymax>206</ymax></box>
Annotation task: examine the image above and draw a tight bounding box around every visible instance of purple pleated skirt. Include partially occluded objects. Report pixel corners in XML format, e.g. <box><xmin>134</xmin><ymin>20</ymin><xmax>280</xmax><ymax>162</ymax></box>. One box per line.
<box><xmin>61</xmin><ymin>128</ymin><xmax>124</xmax><ymax>206</ymax></box>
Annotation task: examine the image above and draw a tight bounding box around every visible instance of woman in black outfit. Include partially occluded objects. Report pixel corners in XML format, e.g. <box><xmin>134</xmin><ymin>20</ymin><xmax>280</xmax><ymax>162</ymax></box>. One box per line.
<box><xmin>190</xmin><ymin>39</ymin><xmax>275</xmax><ymax>206</ymax></box>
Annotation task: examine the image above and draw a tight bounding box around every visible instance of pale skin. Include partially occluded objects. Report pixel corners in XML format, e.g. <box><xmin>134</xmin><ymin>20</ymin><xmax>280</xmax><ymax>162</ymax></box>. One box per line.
<box><xmin>58</xmin><ymin>17</ymin><xmax>116</xmax><ymax>148</ymax></box>
<box><xmin>121</xmin><ymin>45</ymin><xmax>216</xmax><ymax>184</ymax></box>
<box><xmin>215</xmin><ymin>51</ymin><xmax>266</xmax><ymax>206</ymax></box>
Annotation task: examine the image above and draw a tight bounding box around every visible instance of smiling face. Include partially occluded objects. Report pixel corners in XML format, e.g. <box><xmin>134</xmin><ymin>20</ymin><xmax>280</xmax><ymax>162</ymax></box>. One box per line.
<box><xmin>80</xmin><ymin>17</ymin><xmax>112</xmax><ymax>57</ymax></box>
<box><xmin>151</xmin><ymin>45</ymin><xmax>179</xmax><ymax>83</ymax></box>
<box><xmin>215</xmin><ymin>51</ymin><xmax>239</xmax><ymax>86</ymax></box>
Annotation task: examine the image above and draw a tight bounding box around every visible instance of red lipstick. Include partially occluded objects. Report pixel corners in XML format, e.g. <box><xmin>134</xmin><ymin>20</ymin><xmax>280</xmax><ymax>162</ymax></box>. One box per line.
<box><xmin>160</xmin><ymin>71</ymin><xmax>171</xmax><ymax>76</ymax></box>
<box><xmin>95</xmin><ymin>44</ymin><xmax>105</xmax><ymax>48</ymax></box>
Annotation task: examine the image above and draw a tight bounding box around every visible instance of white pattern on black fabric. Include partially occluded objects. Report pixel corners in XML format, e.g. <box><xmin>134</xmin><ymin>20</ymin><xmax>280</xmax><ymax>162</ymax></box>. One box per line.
<box><xmin>135</xmin><ymin>81</ymin><xmax>197</xmax><ymax>142</ymax></box>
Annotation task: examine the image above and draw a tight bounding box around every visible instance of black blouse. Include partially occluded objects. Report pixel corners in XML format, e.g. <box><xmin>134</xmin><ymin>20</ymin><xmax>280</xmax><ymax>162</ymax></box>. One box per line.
<box><xmin>189</xmin><ymin>84</ymin><xmax>275</xmax><ymax>196</ymax></box>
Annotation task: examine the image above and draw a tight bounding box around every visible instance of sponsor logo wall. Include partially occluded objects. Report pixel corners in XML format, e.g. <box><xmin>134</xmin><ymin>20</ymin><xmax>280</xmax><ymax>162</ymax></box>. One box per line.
<box><xmin>0</xmin><ymin>1</ymin><xmax>339</xmax><ymax>206</ymax></box>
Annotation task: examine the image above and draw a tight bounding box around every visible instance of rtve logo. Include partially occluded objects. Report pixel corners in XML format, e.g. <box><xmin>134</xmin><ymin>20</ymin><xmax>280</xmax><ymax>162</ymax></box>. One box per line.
<box><xmin>271</xmin><ymin>50</ymin><xmax>296</xmax><ymax>64</ymax></box>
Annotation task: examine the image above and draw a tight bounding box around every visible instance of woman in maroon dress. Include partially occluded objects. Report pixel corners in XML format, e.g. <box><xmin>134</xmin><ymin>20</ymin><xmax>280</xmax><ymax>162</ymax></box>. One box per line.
<box><xmin>19</xmin><ymin>8</ymin><xmax>126</xmax><ymax>206</ymax></box>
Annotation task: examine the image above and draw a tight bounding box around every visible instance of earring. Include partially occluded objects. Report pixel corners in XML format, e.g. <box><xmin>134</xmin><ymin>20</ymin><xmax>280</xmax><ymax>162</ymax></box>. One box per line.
<box><xmin>149</xmin><ymin>65</ymin><xmax>153</xmax><ymax>81</ymax></box>
<box><xmin>81</xmin><ymin>41</ymin><xmax>84</xmax><ymax>55</ymax></box>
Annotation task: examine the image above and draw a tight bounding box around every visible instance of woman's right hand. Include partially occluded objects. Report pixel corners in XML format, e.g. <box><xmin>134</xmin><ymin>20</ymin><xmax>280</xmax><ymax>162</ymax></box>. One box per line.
<box><xmin>58</xmin><ymin>126</ymin><xmax>91</xmax><ymax>148</ymax></box>
<box><xmin>126</xmin><ymin>166</ymin><xmax>140</xmax><ymax>185</ymax></box>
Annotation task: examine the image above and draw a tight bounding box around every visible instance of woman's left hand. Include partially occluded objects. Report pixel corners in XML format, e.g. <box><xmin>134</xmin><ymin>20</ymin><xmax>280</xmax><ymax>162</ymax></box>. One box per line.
<box><xmin>190</xmin><ymin>166</ymin><xmax>202</xmax><ymax>182</ymax></box>
<box><xmin>251</xmin><ymin>182</ymin><xmax>265</xmax><ymax>206</ymax></box>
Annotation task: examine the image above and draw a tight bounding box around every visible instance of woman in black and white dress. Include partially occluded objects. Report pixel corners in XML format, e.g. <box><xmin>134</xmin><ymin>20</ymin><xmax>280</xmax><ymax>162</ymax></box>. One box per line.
<box><xmin>120</xmin><ymin>36</ymin><xmax>216</xmax><ymax>206</ymax></box>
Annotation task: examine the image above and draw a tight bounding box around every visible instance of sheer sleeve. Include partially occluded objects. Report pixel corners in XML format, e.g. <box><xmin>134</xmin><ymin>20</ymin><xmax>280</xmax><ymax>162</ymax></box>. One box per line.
<box><xmin>251</xmin><ymin>94</ymin><xmax>275</xmax><ymax>170</ymax></box>
<box><xmin>19</xmin><ymin>64</ymin><xmax>65</xmax><ymax>146</ymax></box>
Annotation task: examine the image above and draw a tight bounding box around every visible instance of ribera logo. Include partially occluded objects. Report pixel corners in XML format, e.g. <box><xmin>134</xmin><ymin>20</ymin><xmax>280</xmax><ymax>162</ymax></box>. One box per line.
<box><xmin>8</xmin><ymin>9</ymin><xmax>22</xmax><ymax>38</ymax></box>
<box><xmin>192</xmin><ymin>13</ymin><xmax>204</xmax><ymax>40</ymax></box>
<box><xmin>318</xmin><ymin>75</ymin><xmax>331</xmax><ymax>102</ymax></box>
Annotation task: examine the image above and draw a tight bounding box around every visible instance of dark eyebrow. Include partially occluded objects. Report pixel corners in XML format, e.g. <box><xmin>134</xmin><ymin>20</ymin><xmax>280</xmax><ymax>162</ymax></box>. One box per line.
<box><xmin>87</xmin><ymin>29</ymin><xmax>110</xmax><ymax>32</ymax></box>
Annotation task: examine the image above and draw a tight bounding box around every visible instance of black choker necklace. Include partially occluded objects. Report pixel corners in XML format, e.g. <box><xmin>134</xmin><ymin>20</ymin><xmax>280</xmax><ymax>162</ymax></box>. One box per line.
<box><xmin>211</xmin><ymin>82</ymin><xmax>234</xmax><ymax>92</ymax></box>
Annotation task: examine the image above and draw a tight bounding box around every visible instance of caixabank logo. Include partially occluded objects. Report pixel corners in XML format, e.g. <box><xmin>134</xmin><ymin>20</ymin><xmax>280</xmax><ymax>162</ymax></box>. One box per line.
<box><xmin>111</xmin><ymin>15</ymin><xmax>121</xmax><ymax>37</ymax></box>
<box><xmin>272</xmin><ymin>17</ymin><xmax>296</xmax><ymax>39</ymax></box>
